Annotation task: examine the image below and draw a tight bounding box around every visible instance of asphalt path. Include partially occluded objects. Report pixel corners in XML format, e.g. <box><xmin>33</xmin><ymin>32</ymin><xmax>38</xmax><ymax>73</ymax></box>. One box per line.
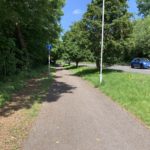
<box><xmin>23</xmin><ymin>67</ymin><xmax>150</xmax><ymax>150</ymax></box>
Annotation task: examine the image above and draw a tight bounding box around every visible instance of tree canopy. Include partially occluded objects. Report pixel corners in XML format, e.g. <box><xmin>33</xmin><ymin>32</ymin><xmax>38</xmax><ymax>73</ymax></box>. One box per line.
<box><xmin>137</xmin><ymin>0</ymin><xmax>150</xmax><ymax>17</ymax></box>
<box><xmin>62</xmin><ymin>21</ymin><xmax>93</xmax><ymax>67</ymax></box>
<box><xmin>0</xmin><ymin>0</ymin><xmax>65</xmax><ymax>78</ymax></box>
<box><xmin>61</xmin><ymin>0</ymin><xmax>132</xmax><ymax>68</ymax></box>
<box><xmin>132</xmin><ymin>17</ymin><xmax>150</xmax><ymax>57</ymax></box>
<box><xmin>84</xmin><ymin>0</ymin><xmax>132</xmax><ymax>66</ymax></box>
<box><xmin>1</xmin><ymin>0</ymin><xmax>150</xmax><ymax>75</ymax></box>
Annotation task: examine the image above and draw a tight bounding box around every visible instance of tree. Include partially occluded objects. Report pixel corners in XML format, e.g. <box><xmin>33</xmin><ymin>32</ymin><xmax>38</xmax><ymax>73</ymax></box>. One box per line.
<box><xmin>0</xmin><ymin>0</ymin><xmax>65</xmax><ymax>78</ymax></box>
<box><xmin>51</xmin><ymin>40</ymin><xmax>63</xmax><ymax>65</ymax></box>
<box><xmin>137</xmin><ymin>0</ymin><xmax>150</xmax><ymax>17</ymax></box>
<box><xmin>83</xmin><ymin>0</ymin><xmax>132</xmax><ymax>68</ymax></box>
<box><xmin>62</xmin><ymin>21</ymin><xmax>93</xmax><ymax>67</ymax></box>
<box><xmin>132</xmin><ymin>17</ymin><xmax>150</xmax><ymax>57</ymax></box>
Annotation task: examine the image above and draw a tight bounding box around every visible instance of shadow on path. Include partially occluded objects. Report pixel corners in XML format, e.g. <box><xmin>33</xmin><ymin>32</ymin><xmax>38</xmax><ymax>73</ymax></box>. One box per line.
<box><xmin>0</xmin><ymin>70</ymin><xmax>76</xmax><ymax>117</ymax></box>
<box><xmin>45</xmin><ymin>79</ymin><xmax>76</xmax><ymax>103</ymax></box>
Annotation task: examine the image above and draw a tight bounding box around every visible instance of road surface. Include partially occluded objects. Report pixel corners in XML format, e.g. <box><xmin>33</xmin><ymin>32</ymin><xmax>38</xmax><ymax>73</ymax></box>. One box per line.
<box><xmin>108</xmin><ymin>65</ymin><xmax>150</xmax><ymax>75</ymax></box>
<box><xmin>77</xmin><ymin>63</ymin><xmax>150</xmax><ymax>75</ymax></box>
<box><xmin>23</xmin><ymin>67</ymin><xmax>150</xmax><ymax>150</ymax></box>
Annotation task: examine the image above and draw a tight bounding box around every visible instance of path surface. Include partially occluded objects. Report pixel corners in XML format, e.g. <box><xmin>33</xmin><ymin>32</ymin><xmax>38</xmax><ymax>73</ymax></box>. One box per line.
<box><xmin>23</xmin><ymin>67</ymin><xmax>150</xmax><ymax>150</ymax></box>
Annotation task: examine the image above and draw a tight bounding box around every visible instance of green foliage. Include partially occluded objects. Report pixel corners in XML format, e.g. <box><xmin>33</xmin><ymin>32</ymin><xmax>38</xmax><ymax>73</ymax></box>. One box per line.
<box><xmin>137</xmin><ymin>0</ymin><xmax>150</xmax><ymax>17</ymax></box>
<box><xmin>0</xmin><ymin>37</ymin><xmax>17</xmax><ymax>77</ymax></box>
<box><xmin>62</xmin><ymin>21</ymin><xmax>94</xmax><ymax>67</ymax></box>
<box><xmin>83</xmin><ymin>0</ymin><xmax>132</xmax><ymax>66</ymax></box>
<box><xmin>0</xmin><ymin>66</ymin><xmax>53</xmax><ymax>107</ymax></box>
<box><xmin>62</xmin><ymin>0</ymin><xmax>133</xmax><ymax>68</ymax></box>
<box><xmin>51</xmin><ymin>40</ymin><xmax>63</xmax><ymax>64</ymax></box>
<box><xmin>132</xmin><ymin>17</ymin><xmax>150</xmax><ymax>57</ymax></box>
<box><xmin>0</xmin><ymin>0</ymin><xmax>65</xmax><ymax>78</ymax></box>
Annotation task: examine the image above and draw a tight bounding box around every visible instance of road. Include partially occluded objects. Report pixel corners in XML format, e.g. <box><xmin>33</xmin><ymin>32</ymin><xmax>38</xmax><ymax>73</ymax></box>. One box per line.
<box><xmin>23</xmin><ymin>67</ymin><xmax>150</xmax><ymax>150</ymax></box>
<box><xmin>77</xmin><ymin>63</ymin><xmax>150</xmax><ymax>75</ymax></box>
<box><xmin>107</xmin><ymin>65</ymin><xmax>150</xmax><ymax>75</ymax></box>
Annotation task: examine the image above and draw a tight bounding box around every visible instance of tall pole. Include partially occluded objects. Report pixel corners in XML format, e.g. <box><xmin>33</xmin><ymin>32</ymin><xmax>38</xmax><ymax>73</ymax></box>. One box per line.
<box><xmin>48</xmin><ymin>50</ymin><xmax>51</xmax><ymax>77</ymax></box>
<box><xmin>100</xmin><ymin>0</ymin><xmax>105</xmax><ymax>84</ymax></box>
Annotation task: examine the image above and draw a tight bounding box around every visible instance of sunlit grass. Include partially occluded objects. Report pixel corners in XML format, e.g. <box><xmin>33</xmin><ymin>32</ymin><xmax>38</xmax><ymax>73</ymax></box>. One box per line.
<box><xmin>67</xmin><ymin>66</ymin><xmax>150</xmax><ymax>126</ymax></box>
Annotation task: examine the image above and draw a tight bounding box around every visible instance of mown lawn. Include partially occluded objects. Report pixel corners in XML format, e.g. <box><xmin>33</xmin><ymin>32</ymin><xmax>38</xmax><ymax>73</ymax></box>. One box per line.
<box><xmin>67</xmin><ymin>66</ymin><xmax>150</xmax><ymax>127</ymax></box>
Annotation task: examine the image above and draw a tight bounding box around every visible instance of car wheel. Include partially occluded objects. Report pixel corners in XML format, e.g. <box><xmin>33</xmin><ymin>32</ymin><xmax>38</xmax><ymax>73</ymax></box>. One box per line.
<box><xmin>131</xmin><ymin>64</ymin><xmax>134</xmax><ymax>68</ymax></box>
<box><xmin>140</xmin><ymin>64</ymin><xmax>144</xmax><ymax>69</ymax></box>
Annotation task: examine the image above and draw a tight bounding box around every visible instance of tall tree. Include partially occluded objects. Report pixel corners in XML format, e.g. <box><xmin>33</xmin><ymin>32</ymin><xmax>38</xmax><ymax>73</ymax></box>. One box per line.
<box><xmin>0</xmin><ymin>0</ymin><xmax>65</xmax><ymax>78</ymax></box>
<box><xmin>83</xmin><ymin>0</ymin><xmax>132</xmax><ymax>68</ymax></box>
<box><xmin>137</xmin><ymin>0</ymin><xmax>150</xmax><ymax>17</ymax></box>
<box><xmin>132</xmin><ymin>17</ymin><xmax>150</xmax><ymax>57</ymax></box>
<box><xmin>51</xmin><ymin>40</ymin><xmax>63</xmax><ymax>65</ymax></box>
<box><xmin>62</xmin><ymin>21</ymin><xmax>93</xmax><ymax>67</ymax></box>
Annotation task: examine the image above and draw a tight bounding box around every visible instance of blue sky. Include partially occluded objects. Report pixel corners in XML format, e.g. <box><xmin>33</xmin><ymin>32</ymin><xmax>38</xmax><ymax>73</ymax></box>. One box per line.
<box><xmin>61</xmin><ymin>0</ymin><xmax>138</xmax><ymax>33</ymax></box>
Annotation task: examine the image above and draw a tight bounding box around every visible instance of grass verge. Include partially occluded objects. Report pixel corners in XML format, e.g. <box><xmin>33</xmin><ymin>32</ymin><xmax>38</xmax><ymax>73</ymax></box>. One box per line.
<box><xmin>0</xmin><ymin>66</ymin><xmax>53</xmax><ymax>107</ymax></box>
<box><xmin>0</xmin><ymin>66</ymin><xmax>55</xmax><ymax>150</ymax></box>
<box><xmin>66</xmin><ymin>65</ymin><xmax>150</xmax><ymax>127</ymax></box>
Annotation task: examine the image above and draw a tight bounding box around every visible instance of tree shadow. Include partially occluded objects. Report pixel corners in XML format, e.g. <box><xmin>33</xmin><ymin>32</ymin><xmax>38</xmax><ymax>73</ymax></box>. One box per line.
<box><xmin>69</xmin><ymin>67</ymin><xmax>123</xmax><ymax>78</ymax></box>
<box><xmin>45</xmin><ymin>80</ymin><xmax>76</xmax><ymax>103</ymax></box>
<box><xmin>74</xmin><ymin>68</ymin><xmax>98</xmax><ymax>77</ymax></box>
<box><xmin>0</xmin><ymin>76</ymin><xmax>76</xmax><ymax>117</ymax></box>
<box><xmin>103</xmin><ymin>69</ymin><xmax>123</xmax><ymax>74</ymax></box>
<box><xmin>65</xmin><ymin>65</ymin><xmax>85</xmax><ymax>70</ymax></box>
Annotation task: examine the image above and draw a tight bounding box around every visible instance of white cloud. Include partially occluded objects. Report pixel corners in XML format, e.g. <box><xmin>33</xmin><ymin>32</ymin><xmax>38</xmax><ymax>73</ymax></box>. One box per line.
<box><xmin>73</xmin><ymin>9</ymin><xmax>83</xmax><ymax>15</ymax></box>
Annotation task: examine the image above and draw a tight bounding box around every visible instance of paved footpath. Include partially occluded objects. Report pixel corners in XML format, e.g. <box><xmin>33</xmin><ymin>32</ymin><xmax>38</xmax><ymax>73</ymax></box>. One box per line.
<box><xmin>23</xmin><ymin>67</ymin><xmax>150</xmax><ymax>150</ymax></box>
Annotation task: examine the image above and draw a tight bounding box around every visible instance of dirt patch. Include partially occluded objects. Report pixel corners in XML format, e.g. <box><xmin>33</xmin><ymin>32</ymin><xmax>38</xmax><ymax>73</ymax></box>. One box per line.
<box><xmin>0</xmin><ymin>74</ymin><xmax>51</xmax><ymax>150</ymax></box>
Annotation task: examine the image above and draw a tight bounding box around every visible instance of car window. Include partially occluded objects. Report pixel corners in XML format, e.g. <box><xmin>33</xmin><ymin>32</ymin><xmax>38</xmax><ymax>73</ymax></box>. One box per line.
<box><xmin>133</xmin><ymin>59</ymin><xmax>137</xmax><ymax>62</ymax></box>
<box><xmin>135</xmin><ymin>59</ymin><xmax>140</xmax><ymax>62</ymax></box>
<box><xmin>142</xmin><ymin>58</ymin><xmax>149</xmax><ymax>61</ymax></box>
<box><xmin>138</xmin><ymin>59</ymin><xmax>141</xmax><ymax>61</ymax></box>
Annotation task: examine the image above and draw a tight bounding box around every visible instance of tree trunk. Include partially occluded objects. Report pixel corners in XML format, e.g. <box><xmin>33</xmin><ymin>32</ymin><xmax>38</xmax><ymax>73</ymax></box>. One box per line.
<box><xmin>3</xmin><ymin>60</ymin><xmax>7</xmax><ymax>77</ymax></box>
<box><xmin>15</xmin><ymin>23</ymin><xmax>26</xmax><ymax>49</ymax></box>
<box><xmin>96</xmin><ymin>58</ymin><xmax>100</xmax><ymax>70</ymax></box>
<box><xmin>15</xmin><ymin>23</ymin><xmax>30</xmax><ymax>70</ymax></box>
<box><xmin>76</xmin><ymin>61</ymin><xmax>79</xmax><ymax>68</ymax></box>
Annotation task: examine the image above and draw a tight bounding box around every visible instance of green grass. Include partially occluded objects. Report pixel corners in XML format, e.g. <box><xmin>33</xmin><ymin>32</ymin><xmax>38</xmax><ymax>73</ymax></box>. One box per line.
<box><xmin>67</xmin><ymin>66</ymin><xmax>150</xmax><ymax>127</ymax></box>
<box><xmin>0</xmin><ymin>66</ymin><xmax>53</xmax><ymax>107</ymax></box>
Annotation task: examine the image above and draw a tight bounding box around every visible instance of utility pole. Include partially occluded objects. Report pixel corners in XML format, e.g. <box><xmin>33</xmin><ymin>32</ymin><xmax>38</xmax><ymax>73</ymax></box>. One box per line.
<box><xmin>48</xmin><ymin>50</ymin><xmax>51</xmax><ymax>77</ymax></box>
<box><xmin>100</xmin><ymin>0</ymin><xmax>105</xmax><ymax>84</ymax></box>
<box><xmin>46</xmin><ymin>44</ymin><xmax>52</xmax><ymax>78</ymax></box>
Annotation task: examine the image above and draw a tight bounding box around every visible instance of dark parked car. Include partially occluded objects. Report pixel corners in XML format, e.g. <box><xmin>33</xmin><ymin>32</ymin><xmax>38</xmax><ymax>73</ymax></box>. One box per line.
<box><xmin>131</xmin><ymin>58</ymin><xmax>150</xmax><ymax>69</ymax></box>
